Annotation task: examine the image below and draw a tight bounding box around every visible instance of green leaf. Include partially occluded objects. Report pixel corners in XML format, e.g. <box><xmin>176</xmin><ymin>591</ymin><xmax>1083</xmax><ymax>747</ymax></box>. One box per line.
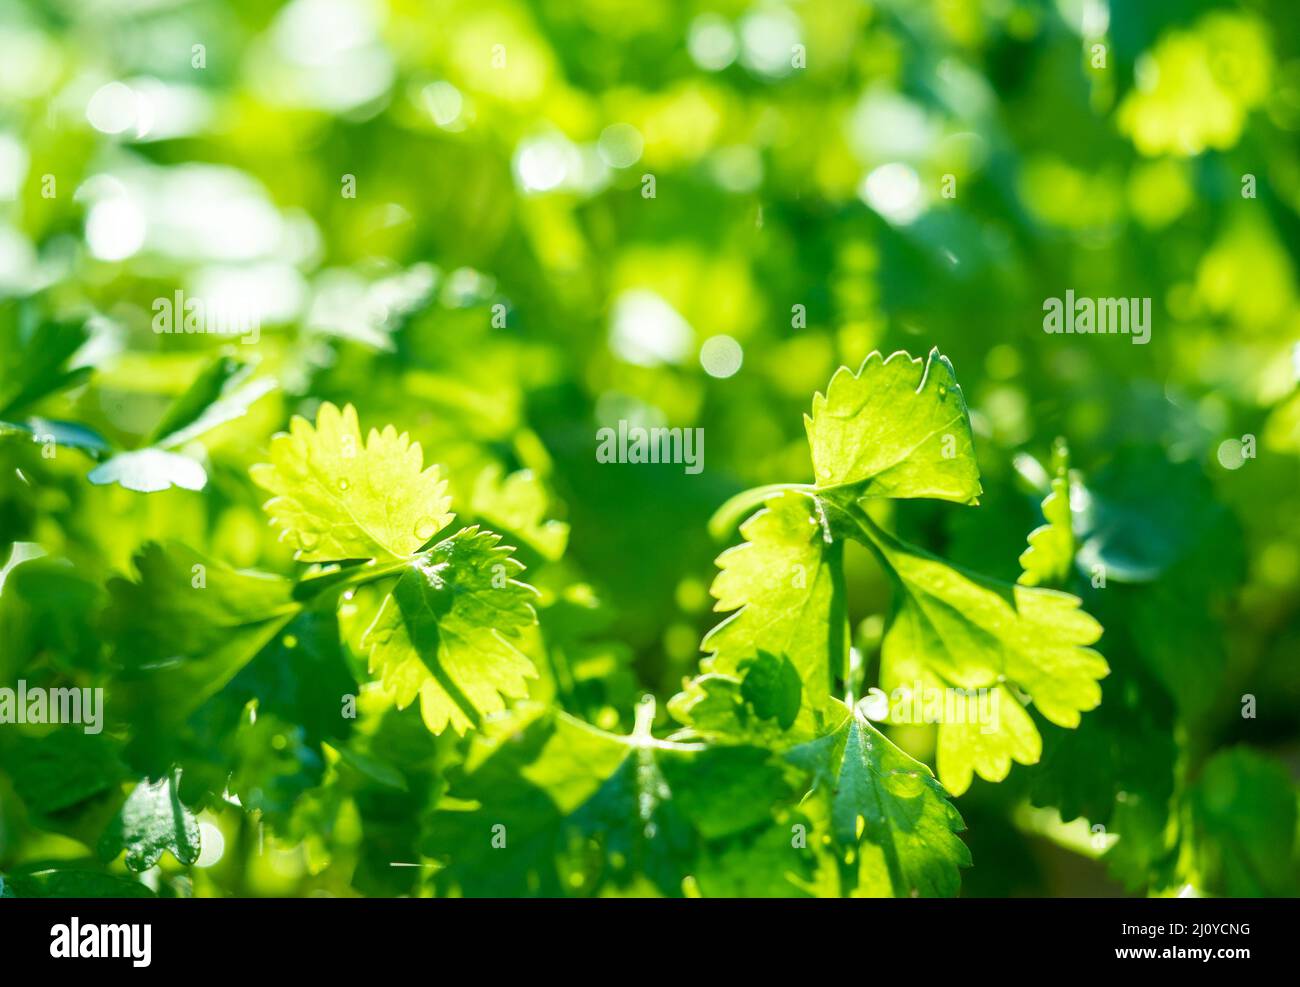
<box><xmin>251</xmin><ymin>401</ymin><xmax>453</xmax><ymax>562</ymax></box>
<box><xmin>426</xmin><ymin>703</ymin><xmax>792</xmax><ymax>896</ymax></box>
<box><xmin>99</xmin><ymin>771</ymin><xmax>201</xmax><ymax>871</ymax></box>
<box><xmin>470</xmin><ymin>464</ymin><xmax>569</xmax><ymax>561</ymax></box>
<box><xmin>104</xmin><ymin>543</ymin><xmax>299</xmax><ymax>777</ymax></box>
<box><xmin>671</xmin><ymin>651</ymin><xmax>807</xmax><ymax>742</ymax></box>
<box><xmin>860</xmin><ymin>516</ymin><xmax>1107</xmax><ymax>796</ymax></box>
<box><xmin>786</xmin><ymin>702</ymin><xmax>970</xmax><ymax>897</ymax></box>
<box><xmin>0</xmin><ymin>308</ymin><xmax>90</xmax><ymax>419</ymax></box>
<box><xmin>0</xmin><ymin>729</ymin><xmax>125</xmax><ymax>815</ymax></box>
<box><xmin>1019</xmin><ymin>439</ymin><xmax>1074</xmax><ymax>587</ymax></box>
<box><xmin>739</xmin><ymin>652</ymin><xmax>803</xmax><ymax>730</ymax></box>
<box><xmin>701</xmin><ymin>490</ymin><xmax>840</xmax><ymax>705</ymax></box>
<box><xmin>0</xmin><ymin>556</ymin><xmax>105</xmax><ymax>676</ymax></box>
<box><xmin>691</xmin><ymin>814</ymin><xmax>816</xmax><ymax>897</ymax></box>
<box><xmin>105</xmin><ymin>542</ymin><xmax>295</xmax><ymax>669</ymax></box>
<box><xmin>1</xmin><ymin>868</ymin><xmax>154</xmax><ymax>898</ymax></box>
<box><xmin>805</xmin><ymin>348</ymin><xmax>981</xmax><ymax>504</ymax></box>
<box><xmin>363</xmin><ymin>527</ymin><xmax>539</xmax><ymax>734</ymax></box>
<box><xmin>146</xmin><ymin>355</ymin><xmax>276</xmax><ymax>449</ymax></box>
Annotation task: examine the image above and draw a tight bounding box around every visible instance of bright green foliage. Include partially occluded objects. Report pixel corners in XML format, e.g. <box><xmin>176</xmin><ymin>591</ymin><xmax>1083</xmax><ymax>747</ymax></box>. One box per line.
<box><xmin>2</xmin><ymin>0</ymin><xmax>1298</xmax><ymax>903</ymax></box>
<box><xmin>100</xmin><ymin>773</ymin><xmax>202</xmax><ymax>872</ymax></box>
<box><xmin>4</xmin><ymin>338</ymin><xmax>1291</xmax><ymax>900</ymax></box>
<box><xmin>1019</xmin><ymin>440</ymin><xmax>1075</xmax><ymax>587</ymax></box>
<box><xmin>252</xmin><ymin>402</ymin><xmax>454</xmax><ymax>562</ymax></box>
<box><xmin>364</xmin><ymin>528</ymin><xmax>538</xmax><ymax>734</ymax></box>
<box><xmin>787</xmin><ymin>703</ymin><xmax>970</xmax><ymax>897</ymax></box>
<box><xmin>805</xmin><ymin>349</ymin><xmax>982</xmax><ymax>504</ymax></box>
<box><xmin>702</xmin><ymin>490</ymin><xmax>840</xmax><ymax>703</ymax></box>
<box><xmin>694</xmin><ymin>349</ymin><xmax>1105</xmax><ymax>806</ymax></box>
<box><xmin>868</xmin><ymin>521</ymin><xmax>1107</xmax><ymax>795</ymax></box>
<box><xmin>426</xmin><ymin>701</ymin><xmax>797</xmax><ymax>896</ymax></box>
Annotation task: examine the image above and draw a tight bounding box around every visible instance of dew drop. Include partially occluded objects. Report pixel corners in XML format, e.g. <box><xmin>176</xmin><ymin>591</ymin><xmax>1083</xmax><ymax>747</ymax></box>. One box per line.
<box><xmin>414</xmin><ymin>517</ymin><xmax>438</xmax><ymax>541</ymax></box>
<box><xmin>937</xmin><ymin>385</ymin><xmax>948</xmax><ymax>399</ymax></box>
<box><xmin>299</xmin><ymin>531</ymin><xmax>321</xmax><ymax>551</ymax></box>
<box><xmin>338</xmin><ymin>478</ymin><xmax>350</xmax><ymax>492</ymax></box>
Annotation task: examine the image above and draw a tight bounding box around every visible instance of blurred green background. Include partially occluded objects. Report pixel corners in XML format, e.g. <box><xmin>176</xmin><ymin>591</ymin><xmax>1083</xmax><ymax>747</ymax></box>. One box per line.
<box><xmin>0</xmin><ymin>0</ymin><xmax>1298</xmax><ymax>897</ymax></box>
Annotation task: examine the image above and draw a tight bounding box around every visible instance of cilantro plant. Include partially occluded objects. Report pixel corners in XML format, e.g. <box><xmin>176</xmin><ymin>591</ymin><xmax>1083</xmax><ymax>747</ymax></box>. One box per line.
<box><xmin>3</xmin><ymin>0</ymin><xmax>1298</xmax><ymax>906</ymax></box>
<box><xmin>665</xmin><ymin>348</ymin><xmax>1107</xmax><ymax>894</ymax></box>
<box><xmin>3</xmin><ymin>331</ymin><xmax>1296</xmax><ymax>900</ymax></box>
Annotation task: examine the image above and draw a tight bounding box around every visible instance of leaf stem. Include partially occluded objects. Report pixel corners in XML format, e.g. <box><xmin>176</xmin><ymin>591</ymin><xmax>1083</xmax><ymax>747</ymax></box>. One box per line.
<box><xmin>293</xmin><ymin>555</ymin><xmax>415</xmax><ymax>602</ymax></box>
<box><xmin>707</xmin><ymin>482</ymin><xmax>815</xmax><ymax>540</ymax></box>
<box><xmin>822</xmin><ymin>506</ymin><xmax>850</xmax><ymax>703</ymax></box>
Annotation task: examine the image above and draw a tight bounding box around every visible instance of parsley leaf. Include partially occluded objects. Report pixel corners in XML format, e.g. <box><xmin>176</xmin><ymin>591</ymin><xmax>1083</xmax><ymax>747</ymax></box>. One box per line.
<box><xmin>858</xmin><ymin>515</ymin><xmax>1107</xmax><ymax>795</ymax></box>
<box><xmin>1018</xmin><ymin>439</ymin><xmax>1075</xmax><ymax>587</ymax></box>
<box><xmin>252</xmin><ymin>401</ymin><xmax>453</xmax><ymax>562</ymax></box>
<box><xmin>427</xmin><ymin>701</ymin><xmax>793</xmax><ymax>896</ymax></box>
<box><xmin>701</xmin><ymin>490</ymin><xmax>841</xmax><ymax>706</ymax></box>
<box><xmin>786</xmin><ymin>701</ymin><xmax>970</xmax><ymax>897</ymax></box>
<box><xmin>99</xmin><ymin>771</ymin><xmax>201</xmax><ymax>872</ymax></box>
<box><xmin>805</xmin><ymin>348</ymin><xmax>981</xmax><ymax>504</ymax></box>
<box><xmin>364</xmin><ymin>527</ymin><xmax>539</xmax><ymax>734</ymax></box>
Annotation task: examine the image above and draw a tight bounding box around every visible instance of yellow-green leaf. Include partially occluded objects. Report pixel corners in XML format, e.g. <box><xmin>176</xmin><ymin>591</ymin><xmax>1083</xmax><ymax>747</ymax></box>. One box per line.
<box><xmin>863</xmin><ymin>519</ymin><xmax>1106</xmax><ymax>795</ymax></box>
<box><xmin>701</xmin><ymin>491</ymin><xmax>840</xmax><ymax>708</ymax></box>
<box><xmin>251</xmin><ymin>402</ymin><xmax>453</xmax><ymax>562</ymax></box>
<box><xmin>363</xmin><ymin>527</ymin><xmax>538</xmax><ymax>734</ymax></box>
<box><xmin>1019</xmin><ymin>440</ymin><xmax>1075</xmax><ymax>587</ymax></box>
<box><xmin>805</xmin><ymin>348</ymin><xmax>982</xmax><ymax>504</ymax></box>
